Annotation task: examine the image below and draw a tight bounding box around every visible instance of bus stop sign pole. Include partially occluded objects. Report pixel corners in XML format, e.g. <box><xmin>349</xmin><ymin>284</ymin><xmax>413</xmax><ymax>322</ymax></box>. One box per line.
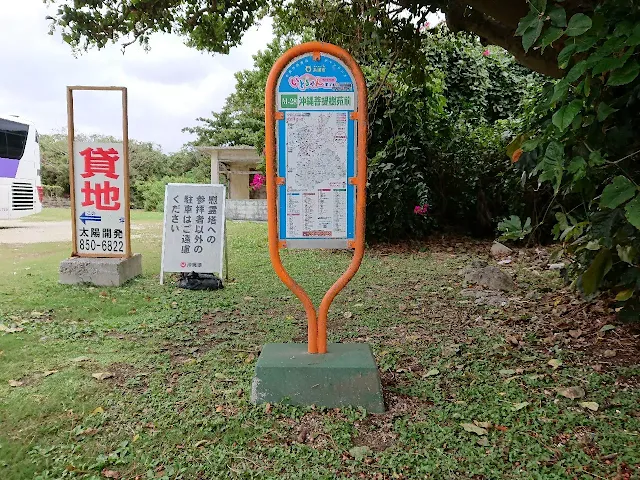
<box><xmin>251</xmin><ymin>42</ymin><xmax>384</xmax><ymax>413</ymax></box>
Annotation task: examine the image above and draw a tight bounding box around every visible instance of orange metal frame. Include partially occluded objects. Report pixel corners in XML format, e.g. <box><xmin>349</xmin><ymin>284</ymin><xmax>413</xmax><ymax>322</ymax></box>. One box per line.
<box><xmin>265</xmin><ymin>42</ymin><xmax>368</xmax><ymax>354</ymax></box>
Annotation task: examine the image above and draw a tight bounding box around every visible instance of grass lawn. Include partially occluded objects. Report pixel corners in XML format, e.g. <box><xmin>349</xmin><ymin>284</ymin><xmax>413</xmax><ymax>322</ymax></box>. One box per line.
<box><xmin>1</xmin><ymin>209</ymin><xmax>639</xmax><ymax>479</ymax></box>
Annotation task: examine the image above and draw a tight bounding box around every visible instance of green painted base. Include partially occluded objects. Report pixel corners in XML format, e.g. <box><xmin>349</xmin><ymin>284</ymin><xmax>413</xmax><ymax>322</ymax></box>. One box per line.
<box><xmin>250</xmin><ymin>343</ymin><xmax>385</xmax><ymax>413</ymax></box>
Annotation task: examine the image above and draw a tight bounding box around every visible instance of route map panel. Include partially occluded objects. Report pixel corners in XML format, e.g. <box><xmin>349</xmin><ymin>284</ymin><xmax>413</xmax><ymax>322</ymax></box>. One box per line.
<box><xmin>276</xmin><ymin>52</ymin><xmax>356</xmax><ymax>244</ymax></box>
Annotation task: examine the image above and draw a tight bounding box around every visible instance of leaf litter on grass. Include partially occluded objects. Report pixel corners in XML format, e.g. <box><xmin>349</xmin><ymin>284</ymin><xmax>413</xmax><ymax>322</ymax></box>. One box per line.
<box><xmin>1</xmin><ymin>230</ymin><xmax>639</xmax><ymax>479</ymax></box>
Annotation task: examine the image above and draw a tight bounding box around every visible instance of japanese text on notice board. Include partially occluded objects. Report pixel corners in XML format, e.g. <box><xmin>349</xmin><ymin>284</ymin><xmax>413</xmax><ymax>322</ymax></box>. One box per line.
<box><xmin>161</xmin><ymin>184</ymin><xmax>226</xmax><ymax>275</ymax></box>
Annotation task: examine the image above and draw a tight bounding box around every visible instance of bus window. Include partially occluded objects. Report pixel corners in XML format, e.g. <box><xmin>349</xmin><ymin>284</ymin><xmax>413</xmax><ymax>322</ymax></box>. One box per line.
<box><xmin>0</xmin><ymin>118</ymin><xmax>29</xmax><ymax>160</ymax></box>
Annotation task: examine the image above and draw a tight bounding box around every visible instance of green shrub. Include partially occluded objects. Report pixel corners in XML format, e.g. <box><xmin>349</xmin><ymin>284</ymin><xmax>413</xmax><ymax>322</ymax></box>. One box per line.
<box><xmin>506</xmin><ymin>2</ymin><xmax>640</xmax><ymax>317</ymax></box>
<box><xmin>364</xmin><ymin>29</ymin><xmax>540</xmax><ymax>241</ymax></box>
<box><xmin>42</xmin><ymin>184</ymin><xmax>64</xmax><ymax>198</ymax></box>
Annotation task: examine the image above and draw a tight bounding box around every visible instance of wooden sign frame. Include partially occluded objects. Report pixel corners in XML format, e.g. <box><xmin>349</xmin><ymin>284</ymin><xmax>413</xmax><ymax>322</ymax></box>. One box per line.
<box><xmin>66</xmin><ymin>86</ymin><xmax>132</xmax><ymax>258</ymax></box>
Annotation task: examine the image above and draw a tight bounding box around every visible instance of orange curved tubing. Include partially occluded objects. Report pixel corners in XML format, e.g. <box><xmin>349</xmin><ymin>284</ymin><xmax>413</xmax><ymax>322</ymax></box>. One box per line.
<box><xmin>317</xmin><ymin>55</ymin><xmax>367</xmax><ymax>354</ymax></box>
<box><xmin>265</xmin><ymin>42</ymin><xmax>367</xmax><ymax>355</ymax></box>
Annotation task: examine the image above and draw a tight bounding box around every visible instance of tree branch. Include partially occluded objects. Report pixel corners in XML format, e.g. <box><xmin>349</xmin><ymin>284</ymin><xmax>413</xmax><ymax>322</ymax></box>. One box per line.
<box><xmin>447</xmin><ymin>1</ymin><xmax>563</xmax><ymax>78</ymax></box>
<box><xmin>464</xmin><ymin>0</ymin><xmax>529</xmax><ymax>29</ymax></box>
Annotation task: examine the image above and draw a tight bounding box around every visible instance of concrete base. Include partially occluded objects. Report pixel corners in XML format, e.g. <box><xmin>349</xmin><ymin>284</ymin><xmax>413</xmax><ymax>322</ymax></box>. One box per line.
<box><xmin>59</xmin><ymin>254</ymin><xmax>142</xmax><ymax>286</ymax></box>
<box><xmin>251</xmin><ymin>343</ymin><xmax>385</xmax><ymax>413</ymax></box>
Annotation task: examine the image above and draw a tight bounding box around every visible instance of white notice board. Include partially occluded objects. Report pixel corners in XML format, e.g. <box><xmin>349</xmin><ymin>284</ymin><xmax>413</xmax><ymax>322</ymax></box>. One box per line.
<box><xmin>160</xmin><ymin>183</ymin><xmax>226</xmax><ymax>284</ymax></box>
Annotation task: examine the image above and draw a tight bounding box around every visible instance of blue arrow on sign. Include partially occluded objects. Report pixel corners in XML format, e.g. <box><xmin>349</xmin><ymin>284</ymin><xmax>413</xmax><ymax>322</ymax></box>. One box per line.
<box><xmin>79</xmin><ymin>212</ymin><xmax>102</xmax><ymax>224</ymax></box>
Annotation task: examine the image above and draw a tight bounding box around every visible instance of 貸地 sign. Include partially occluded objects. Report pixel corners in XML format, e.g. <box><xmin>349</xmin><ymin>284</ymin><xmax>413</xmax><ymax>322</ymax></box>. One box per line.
<box><xmin>72</xmin><ymin>142</ymin><xmax>129</xmax><ymax>256</ymax></box>
<box><xmin>160</xmin><ymin>183</ymin><xmax>226</xmax><ymax>284</ymax></box>
<box><xmin>276</xmin><ymin>52</ymin><xmax>357</xmax><ymax>249</ymax></box>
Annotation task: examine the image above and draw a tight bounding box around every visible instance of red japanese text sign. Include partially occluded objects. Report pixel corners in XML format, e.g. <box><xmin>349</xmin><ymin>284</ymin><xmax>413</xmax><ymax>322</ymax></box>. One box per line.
<box><xmin>72</xmin><ymin>142</ymin><xmax>129</xmax><ymax>257</ymax></box>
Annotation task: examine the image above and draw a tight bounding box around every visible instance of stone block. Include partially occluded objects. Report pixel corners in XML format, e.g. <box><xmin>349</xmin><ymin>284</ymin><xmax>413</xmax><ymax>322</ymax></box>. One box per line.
<box><xmin>59</xmin><ymin>254</ymin><xmax>142</xmax><ymax>287</ymax></box>
<box><xmin>251</xmin><ymin>343</ymin><xmax>385</xmax><ymax>413</ymax></box>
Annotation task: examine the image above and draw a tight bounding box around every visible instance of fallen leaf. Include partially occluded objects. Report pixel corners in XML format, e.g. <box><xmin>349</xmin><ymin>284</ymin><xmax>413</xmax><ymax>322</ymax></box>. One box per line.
<box><xmin>603</xmin><ymin>349</ymin><xmax>617</xmax><ymax>358</ymax></box>
<box><xmin>133</xmin><ymin>434</ymin><xmax>140</xmax><ymax>442</ymax></box>
<box><xmin>8</xmin><ymin>380</ymin><xmax>23</xmax><ymax>387</ymax></box>
<box><xmin>495</xmin><ymin>425</ymin><xmax>509</xmax><ymax>432</ymax></box>
<box><xmin>264</xmin><ymin>403</ymin><xmax>272</xmax><ymax>414</ymax></box>
<box><xmin>215</xmin><ymin>405</ymin><xmax>224</xmax><ymax>413</ymax></box>
<box><xmin>599</xmin><ymin>324</ymin><xmax>616</xmax><ymax>333</ymax></box>
<box><xmin>42</xmin><ymin>370</ymin><xmax>58</xmax><ymax>377</ymax></box>
<box><xmin>499</xmin><ymin>369</ymin><xmax>516</xmax><ymax>376</ymax></box>
<box><xmin>569</xmin><ymin>329</ymin><xmax>583</xmax><ymax>339</ymax></box>
<box><xmin>92</xmin><ymin>372</ymin><xmax>114</xmax><ymax>380</ymax></box>
<box><xmin>477</xmin><ymin>437</ymin><xmax>490</xmax><ymax>446</ymax></box>
<box><xmin>1</xmin><ymin>326</ymin><xmax>24</xmax><ymax>333</ymax></box>
<box><xmin>522</xmin><ymin>355</ymin><xmax>537</xmax><ymax>362</ymax></box>
<box><xmin>101</xmin><ymin>469</ymin><xmax>121</xmax><ymax>479</ymax></box>
<box><xmin>71</xmin><ymin>356</ymin><xmax>90</xmax><ymax>363</ymax></box>
<box><xmin>244</xmin><ymin>296</ymin><xmax>255</xmax><ymax>301</ymax></box>
<box><xmin>601</xmin><ymin>453</ymin><xmax>618</xmax><ymax>461</ymax></box>
<box><xmin>92</xmin><ymin>407</ymin><xmax>105</xmax><ymax>414</ymax></box>
<box><xmin>548</xmin><ymin>359</ymin><xmax>563</xmax><ymax>370</ymax></box>
<box><xmin>245</xmin><ymin>353</ymin><xmax>255</xmax><ymax>363</ymax></box>
<box><xmin>442</xmin><ymin>344</ymin><xmax>461</xmax><ymax>357</ymax></box>
<box><xmin>0</xmin><ymin>350</ymin><xmax>3</xmax><ymax>356</ymax></box>
<box><xmin>505</xmin><ymin>335</ymin><xmax>519</xmax><ymax>346</ymax></box>
<box><xmin>425</xmin><ymin>368</ymin><xmax>440</xmax><ymax>377</ymax></box>
<box><xmin>460</xmin><ymin>423</ymin><xmax>488</xmax><ymax>435</ymax></box>
<box><xmin>579</xmin><ymin>401</ymin><xmax>599</xmax><ymax>411</ymax></box>
<box><xmin>558</xmin><ymin>386</ymin><xmax>586</xmax><ymax>399</ymax></box>
<box><xmin>474</xmin><ymin>421</ymin><xmax>492</xmax><ymax>429</ymax></box>
<box><xmin>194</xmin><ymin>440</ymin><xmax>208</xmax><ymax>448</ymax></box>
<box><xmin>512</xmin><ymin>402</ymin><xmax>530</xmax><ymax>411</ymax></box>
<box><xmin>349</xmin><ymin>446</ymin><xmax>372</xmax><ymax>460</ymax></box>
<box><xmin>398</xmin><ymin>304</ymin><xmax>407</xmax><ymax>312</ymax></box>
<box><xmin>343</xmin><ymin>311</ymin><xmax>353</xmax><ymax>319</ymax></box>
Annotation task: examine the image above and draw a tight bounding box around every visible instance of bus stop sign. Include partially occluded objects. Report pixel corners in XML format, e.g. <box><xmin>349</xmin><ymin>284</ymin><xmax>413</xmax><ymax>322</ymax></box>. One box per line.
<box><xmin>253</xmin><ymin>43</ymin><xmax>384</xmax><ymax>413</ymax></box>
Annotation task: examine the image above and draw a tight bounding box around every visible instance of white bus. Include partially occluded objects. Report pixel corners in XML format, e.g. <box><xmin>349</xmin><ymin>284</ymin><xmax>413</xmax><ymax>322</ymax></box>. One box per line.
<box><xmin>0</xmin><ymin>114</ymin><xmax>43</xmax><ymax>220</ymax></box>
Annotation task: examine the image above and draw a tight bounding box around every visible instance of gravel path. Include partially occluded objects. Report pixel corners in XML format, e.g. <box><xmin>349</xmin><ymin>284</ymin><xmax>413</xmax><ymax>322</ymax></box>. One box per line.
<box><xmin>0</xmin><ymin>221</ymin><xmax>71</xmax><ymax>244</ymax></box>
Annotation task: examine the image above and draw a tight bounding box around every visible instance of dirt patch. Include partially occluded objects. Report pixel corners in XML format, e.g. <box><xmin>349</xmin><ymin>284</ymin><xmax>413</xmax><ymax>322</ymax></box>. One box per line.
<box><xmin>106</xmin><ymin>362</ymin><xmax>149</xmax><ymax>392</ymax></box>
<box><xmin>350</xmin><ymin>374</ymin><xmax>434</xmax><ymax>452</ymax></box>
<box><xmin>288</xmin><ymin>411</ymin><xmax>339</xmax><ymax>450</ymax></box>
<box><xmin>494</xmin><ymin>290</ymin><xmax>640</xmax><ymax>369</ymax></box>
<box><xmin>156</xmin><ymin>312</ymin><xmax>233</xmax><ymax>367</ymax></box>
<box><xmin>199</xmin><ymin>312</ymin><xmax>230</xmax><ymax>337</ymax></box>
<box><xmin>368</xmin><ymin>236</ymin><xmax>491</xmax><ymax>257</ymax></box>
<box><xmin>105</xmin><ymin>331</ymin><xmax>139</xmax><ymax>342</ymax></box>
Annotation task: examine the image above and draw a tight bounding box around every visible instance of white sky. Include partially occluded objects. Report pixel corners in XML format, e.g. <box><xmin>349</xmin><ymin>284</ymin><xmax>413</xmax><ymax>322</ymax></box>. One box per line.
<box><xmin>0</xmin><ymin>0</ymin><xmax>274</xmax><ymax>152</ymax></box>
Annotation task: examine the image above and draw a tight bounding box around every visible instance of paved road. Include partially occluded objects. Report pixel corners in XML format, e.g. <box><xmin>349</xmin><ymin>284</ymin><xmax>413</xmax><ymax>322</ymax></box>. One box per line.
<box><xmin>0</xmin><ymin>221</ymin><xmax>72</xmax><ymax>244</ymax></box>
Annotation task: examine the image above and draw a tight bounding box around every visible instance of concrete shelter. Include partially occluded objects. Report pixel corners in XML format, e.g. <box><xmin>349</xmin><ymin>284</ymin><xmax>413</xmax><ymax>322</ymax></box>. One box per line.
<box><xmin>196</xmin><ymin>145</ymin><xmax>267</xmax><ymax>221</ymax></box>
